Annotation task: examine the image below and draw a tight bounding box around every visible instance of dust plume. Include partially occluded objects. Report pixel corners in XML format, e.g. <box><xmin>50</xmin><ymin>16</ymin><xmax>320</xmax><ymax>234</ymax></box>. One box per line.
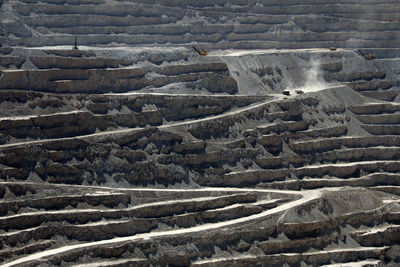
<box><xmin>289</xmin><ymin>59</ymin><xmax>328</xmax><ymax>93</ymax></box>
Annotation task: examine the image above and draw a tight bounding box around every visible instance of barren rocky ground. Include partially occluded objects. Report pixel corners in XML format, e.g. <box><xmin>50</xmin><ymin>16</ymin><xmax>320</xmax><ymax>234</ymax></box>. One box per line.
<box><xmin>1</xmin><ymin>0</ymin><xmax>400</xmax><ymax>266</ymax></box>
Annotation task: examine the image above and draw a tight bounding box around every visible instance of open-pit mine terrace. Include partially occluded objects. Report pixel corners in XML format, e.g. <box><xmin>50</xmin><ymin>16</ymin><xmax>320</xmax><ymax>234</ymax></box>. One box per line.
<box><xmin>1</xmin><ymin>0</ymin><xmax>400</xmax><ymax>266</ymax></box>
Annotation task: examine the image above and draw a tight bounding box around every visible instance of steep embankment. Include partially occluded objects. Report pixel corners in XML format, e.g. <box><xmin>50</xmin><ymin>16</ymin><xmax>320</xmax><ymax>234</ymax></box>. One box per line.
<box><xmin>219</xmin><ymin>48</ymin><xmax>400</xmax><ymax>98</ymax></box>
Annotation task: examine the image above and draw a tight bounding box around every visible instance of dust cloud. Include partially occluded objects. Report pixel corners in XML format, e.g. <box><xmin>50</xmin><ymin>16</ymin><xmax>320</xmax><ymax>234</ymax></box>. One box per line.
<box><xmin>289</xmin><ymin>60</ymin><xmax>329</xmax><ymax>93</ymax></box>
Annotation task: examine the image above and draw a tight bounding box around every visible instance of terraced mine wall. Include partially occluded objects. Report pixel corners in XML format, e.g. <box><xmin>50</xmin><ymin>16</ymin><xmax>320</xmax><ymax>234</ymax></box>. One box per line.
<box><xmin>1</xmin><ymin>0</ymin><xmax>400</xmax><ymax>266</ymax></box>
<box><xmin>1</xmin><ymin>0</ymin><xmax>400</xmax><ymax>48</ymax></box>
<box><xmin>1</xmin><ymin>44</ymin><xmax>400</xmax><ymax>266</ymax></box>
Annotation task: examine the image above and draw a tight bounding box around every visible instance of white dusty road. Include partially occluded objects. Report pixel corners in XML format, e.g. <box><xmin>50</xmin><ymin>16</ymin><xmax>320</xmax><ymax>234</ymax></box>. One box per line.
<box><xmin>1</xmin><ymin>187</ymin><xmax>328</xmax><ymax>267</ymax></box>
<box><xmin>0</xmin><ymin>83</ymin><xmax>348</xmax><ymax>151</ymax></box>
<box><xmin>209</xmin><ymin>48</ymin><xmax>345</xmax><ymax>57</ymax></box>
<box><xmin>0</xmin><ymin>95</ymin><xmax>281</xmax><ymax>150</ymax></box>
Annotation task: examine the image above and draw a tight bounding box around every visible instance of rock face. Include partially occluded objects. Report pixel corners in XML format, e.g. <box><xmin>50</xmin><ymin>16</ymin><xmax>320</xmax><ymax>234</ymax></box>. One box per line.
<box><xmin>1</xmin><ymin>1</ymin><xmax>400</xmax><ymax>266</ymax></box>
<box><xmin>1</xmin><ymin>0</ymin><xmax>400</xmax><ymax>49</ymax></box>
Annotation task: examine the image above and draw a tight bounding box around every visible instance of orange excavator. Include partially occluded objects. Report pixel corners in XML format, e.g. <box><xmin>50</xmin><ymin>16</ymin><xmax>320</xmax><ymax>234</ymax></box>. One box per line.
<box><xmin>192</xmin><ymin>46</ymin><xmax>208</xmax><ymax>56</ymax></box>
